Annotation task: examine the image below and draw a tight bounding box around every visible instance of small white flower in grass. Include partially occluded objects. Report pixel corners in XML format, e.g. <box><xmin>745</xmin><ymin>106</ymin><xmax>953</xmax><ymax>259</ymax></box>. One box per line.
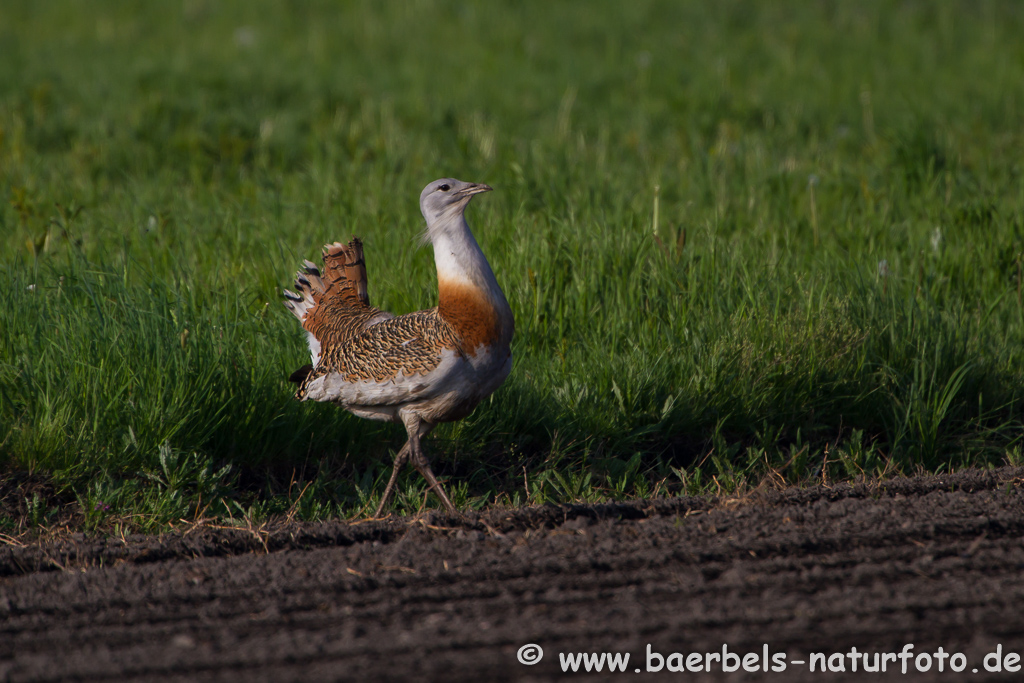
<box><xmin>808</xmin><ymin>174</ymin><xmax>820</xmax><ymax>188</ymax></box>
<box><xmin>260</xmin><ymin>119</ymin><xmax>274</xmax><ymax>143</ymax></box>
<box><xmin>931</xmin><ymin>226</ymin><xmax>942</xmax><ymax>253</ymax></box>
<box><xmin>233</xmin><ymin>26</ymin><xmax>256</xmax><ymax>48</ymax></box>
<box><xmin>878</xmin><ymin>259</ymin><xmax>891</xmax><ymax>294</ymax></box>
<box><xmin>26</xmin><ymin>284</ymin><xmax>36</xmax><ymax>291</ymax></box>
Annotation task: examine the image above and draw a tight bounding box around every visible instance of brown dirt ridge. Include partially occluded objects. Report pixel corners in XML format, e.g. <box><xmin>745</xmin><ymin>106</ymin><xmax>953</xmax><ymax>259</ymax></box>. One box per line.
<box><xmin>3</xmin><ymin>467</ymin><xmax>1024</xmax><ymax>682</ymax></box>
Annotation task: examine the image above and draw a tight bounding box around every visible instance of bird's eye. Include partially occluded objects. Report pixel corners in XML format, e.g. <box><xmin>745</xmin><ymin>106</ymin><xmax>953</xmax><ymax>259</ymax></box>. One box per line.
<box><xmin>438</xmin><ymin>184</ymin><xmax>450</xmax><ymax>192</ymax></box>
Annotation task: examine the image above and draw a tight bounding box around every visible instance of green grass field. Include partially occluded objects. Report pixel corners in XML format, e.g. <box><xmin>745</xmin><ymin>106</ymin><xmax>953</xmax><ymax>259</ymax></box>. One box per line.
<box><xmin>2</xmin><ymin>1</ymin><xmax>1023</xmax><ymax>531</ymax></box>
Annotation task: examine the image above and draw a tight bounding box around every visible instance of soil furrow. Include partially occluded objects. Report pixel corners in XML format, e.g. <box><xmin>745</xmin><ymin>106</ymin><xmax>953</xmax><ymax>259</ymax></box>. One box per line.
<box><xmin>2</xmin><ymin>467</ymin><xmax>1024</xmax><ymax>681</ymax></box>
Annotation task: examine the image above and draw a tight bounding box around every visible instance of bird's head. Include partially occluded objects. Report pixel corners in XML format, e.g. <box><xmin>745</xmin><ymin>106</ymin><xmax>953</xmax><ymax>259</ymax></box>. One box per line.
<box><xmin>419</xmin><ymin>178</ymin><xmax>492</xmax><ymax>228</ymax></box>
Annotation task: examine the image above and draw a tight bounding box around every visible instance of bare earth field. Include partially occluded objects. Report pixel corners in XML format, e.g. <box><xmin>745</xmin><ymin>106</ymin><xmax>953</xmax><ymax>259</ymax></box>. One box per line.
<box><xmin>3</xmin><ymin>467</ymin><xmax>1024</xmax><ymax>682</ymax></box>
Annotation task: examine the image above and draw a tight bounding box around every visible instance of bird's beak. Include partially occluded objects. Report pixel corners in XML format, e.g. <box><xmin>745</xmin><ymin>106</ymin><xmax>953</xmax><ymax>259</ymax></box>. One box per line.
<box><xmin>455</xmin><ymin>183</ymin><xmax>493</xmax><ymax>199</ymax></box>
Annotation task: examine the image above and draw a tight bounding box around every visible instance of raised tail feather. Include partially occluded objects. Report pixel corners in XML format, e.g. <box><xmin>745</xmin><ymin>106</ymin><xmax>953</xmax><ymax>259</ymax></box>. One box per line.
<box><xmin>283</xmin><ymin>237</ymin><xmax>393</xmax><ymax>374</ymax></box>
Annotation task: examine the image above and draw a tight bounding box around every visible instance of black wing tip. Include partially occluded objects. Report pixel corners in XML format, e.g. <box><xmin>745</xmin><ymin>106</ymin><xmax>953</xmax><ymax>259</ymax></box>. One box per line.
<box><xmin>288</xmin><ymin>364</ymin><xmax>314</xmax><ymax>384</ymax></box>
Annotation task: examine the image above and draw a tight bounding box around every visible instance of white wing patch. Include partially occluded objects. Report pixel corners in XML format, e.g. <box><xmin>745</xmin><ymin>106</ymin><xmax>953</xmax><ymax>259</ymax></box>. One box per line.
<box><xmin>300</xmin><ymin>344</ymin><xmax>511</xmax><ymax>425</ymax></box>
<box><xmin>305</xmin><ymin>330</ymin><xmax>322</xmax><ymax>366</ymax></box>
<box><xmin>302</xmin><ymin>348</ymin><xmax>463</xmax><ymax>407</ymax></box>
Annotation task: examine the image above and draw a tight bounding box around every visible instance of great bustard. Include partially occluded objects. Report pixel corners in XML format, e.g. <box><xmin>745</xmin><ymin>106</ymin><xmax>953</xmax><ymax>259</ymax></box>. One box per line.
<box><xmin>283</xmin><ymin>179</ymin><xmax>514</xmax><ymax>516</ymax></box>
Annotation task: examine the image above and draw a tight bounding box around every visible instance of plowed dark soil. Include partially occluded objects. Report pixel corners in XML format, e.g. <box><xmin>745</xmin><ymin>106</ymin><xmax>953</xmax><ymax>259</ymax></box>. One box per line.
<box><xmin>3</xmin><ymin>467</ymin><xmax>1024</xmax><ymax>682</ymax></box>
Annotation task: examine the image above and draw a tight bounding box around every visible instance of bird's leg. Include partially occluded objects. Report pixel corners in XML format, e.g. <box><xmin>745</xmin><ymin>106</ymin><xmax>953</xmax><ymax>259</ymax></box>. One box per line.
<box><xmin>411</xmin><ymin>438</ymin><xmax>457</xmax><ymax>515</ymax></box>
<box><xmin>401</xmin><ymin>411</ymin><xmax>457</xmax><ymax>515</ymax></box>
<box><xmin>373</xmin><ymin>441</ymin><xmax>411</xmax><ymax>518</ymax></box>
